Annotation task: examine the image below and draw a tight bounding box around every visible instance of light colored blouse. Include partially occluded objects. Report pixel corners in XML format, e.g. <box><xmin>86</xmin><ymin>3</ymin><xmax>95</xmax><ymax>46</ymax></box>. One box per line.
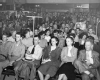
<box><xmin>61</xmin><ymin>46</ymin><xmax>78</xmax><ymax>63</ymax></box>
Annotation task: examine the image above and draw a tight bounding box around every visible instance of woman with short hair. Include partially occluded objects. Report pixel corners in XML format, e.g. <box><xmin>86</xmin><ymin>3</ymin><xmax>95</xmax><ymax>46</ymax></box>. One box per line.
<box><xmin>58</xmin><ymin>37</ymin><xmax>78</xmax><ymax>80</ymax></box>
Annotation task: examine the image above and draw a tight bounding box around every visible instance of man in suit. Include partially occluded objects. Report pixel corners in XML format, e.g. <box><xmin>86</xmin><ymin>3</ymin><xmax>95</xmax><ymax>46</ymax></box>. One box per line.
<box><xmin>74</xmin><ymin>39</ymin><xmax>100</xmax><ymax>80</ymax></box>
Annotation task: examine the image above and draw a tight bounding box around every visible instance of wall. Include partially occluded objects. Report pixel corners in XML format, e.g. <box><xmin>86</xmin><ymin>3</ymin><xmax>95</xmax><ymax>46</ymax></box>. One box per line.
<box><xmin>27</xmin><ymin>0</ymin><xmax>100</xmax><ymax>3</ymax></box>
<box><xmin>0</xmin><ymin>0</ymin><xmax>100</xmax><ymax>3</ymax></box>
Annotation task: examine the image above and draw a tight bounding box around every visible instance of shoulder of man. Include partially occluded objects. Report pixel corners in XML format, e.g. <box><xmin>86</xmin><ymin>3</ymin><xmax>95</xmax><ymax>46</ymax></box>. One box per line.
<box><xmin>92</xmin><ymin>50</ymin><xmax>99</xmax><ymax>57</ymax></box>
<box><xmin>79</xmin><ymin>50</ymin><xmax>86</xmax><ymax>54</ymax></box>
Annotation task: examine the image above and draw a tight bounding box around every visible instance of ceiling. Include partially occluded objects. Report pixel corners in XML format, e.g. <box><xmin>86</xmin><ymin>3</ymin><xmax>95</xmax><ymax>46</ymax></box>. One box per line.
<box><xmin>0</xmin><ymin>0</ymin><xmax>100</xmax><ymax>3</ymax></box>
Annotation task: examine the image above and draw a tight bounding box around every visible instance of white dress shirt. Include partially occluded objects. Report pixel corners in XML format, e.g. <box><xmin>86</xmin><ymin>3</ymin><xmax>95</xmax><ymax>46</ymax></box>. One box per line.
<box><xmin>45</xmin><ymin>36</ymin><xmax>51</xmax><ymax>42</ymax></box>
<box><xmin>86</xmin><ymin>51</ymin><xmax>94</xmax><ymax>64</ymax></box>
<box><xmin>26</xmin><ymin>44</ymin><xmax>43</xmax><ymax>60</ymax></box>
<box><xmin>28</xmin><ymin>45</ymin><xmax>34</xmax><ymax>53</ymax></box>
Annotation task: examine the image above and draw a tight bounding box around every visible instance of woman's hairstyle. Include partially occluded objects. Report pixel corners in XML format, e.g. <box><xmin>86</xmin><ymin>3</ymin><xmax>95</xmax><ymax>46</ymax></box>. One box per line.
<box><xmin>2</xmin><ymin>32</ymin><xmax>8</xmax><ymax>37</ymax></box>
<box><xmin>22</xmin><ymin>28</ymin><xmax>30</xmax><ymax>38</ymax></box>
<box><xmin>8</xmin><ymin>29</ymin><xmax>16</xmax><ymax>37</ymax></box>
<box><xmin>68</xmin><ymin>29</ymin><xmax>75</xmax><ymax>34</ymax></box>
<box><xmin>53</xmin><ymin>30</ymin><xmax>58</xmax><ymax>34</ymax></box>
<box><xmin>68</xmin><ymin>33</ymin><xmax>76</xmax><ymax>39</ymax></box>
<box><xmin>79</xmin><ymin>32</ymin><xmax>88</xmax><ymax>39</ymax></box>
<box><xmin>50</xmin><ymin>36</ymin><xmax>59</xmax><ymax>46</ymax></box>
<box><xmin>45</xmin><ymin>29</ymin><xmax>50</xmax><ymax>33</ymax></box>
<box><xmin>65</xmin><ymin>36</ymin><xmax>74</xmax><ymax>46</ymax></box>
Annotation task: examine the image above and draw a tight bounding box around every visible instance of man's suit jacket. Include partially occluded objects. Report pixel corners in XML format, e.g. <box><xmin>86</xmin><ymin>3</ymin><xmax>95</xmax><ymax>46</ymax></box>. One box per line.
<box><xmin>78</xmin><ymin>50</ymin><xmax>100</xmax><ymax>69</ymax></box>
<box><xmin>78</xmin><ymin>50</ymin><xmax>100</xmax><ymax>79</ymax></box>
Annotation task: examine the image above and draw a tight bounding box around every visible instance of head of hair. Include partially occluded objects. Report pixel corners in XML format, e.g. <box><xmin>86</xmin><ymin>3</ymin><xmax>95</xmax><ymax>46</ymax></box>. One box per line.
<box><xmin>10</xmin><ymin>29</ymin><xmax>16</xmax><ymax>35</ymax></box>
<box><xmin>2</xmin><ymin>33</ymin><xmax>8</xmax><ymax>37</ymax></box>
<box><xmin>38</xmin><ymin>31</ymin><xmax>45</xmax><ymax>39</ymax></box>
<box><xmin>68</xmin><ymin>33</ymin><xmax>75</xmax><ymax>39</ymax></box>
<box><xmin>16</xmin><ymin>32</ymin><xmax>22</xmax><ymax>37</ymax></box>
<box><xmin>45</xmin><ymin>29</ymin><xmax>50</xmax><ymax>33</ymax></box>
<box><xmin>50</xmin><ymin>36</ymin><xmax>59</xmax><ymax>46</ymax></box>
<box><xmin>2</xmin><ymin>33</ymin><xmax>8</xmax><ymax>40</ymax></box>
<box><xmin>66</xmin><ymin>36</ymin><xmax>74</xmax><ymax>46</ymax></box>
<box><xmin>53</xmin><ymin>30</ymin><xmax>58</xmax><ymax>34</ymax></box>
<box><xmin>86</xmin><ymin>36</ymin><xmax>94</xmax><ymax>45</ymax></box>
<box><xmin>68</xmin><ymin>29</ymin><xmax>75</xmax><ymax>34</ymax></box>
<box><xmin>22</xmin><ymin>28</ymin><xmax>30</xmax><ymax>38</ymax></box>
<box><xmin>79</xmin><ymin>32</ymin><xmax>88</xmax><ymax>39</ymax></box>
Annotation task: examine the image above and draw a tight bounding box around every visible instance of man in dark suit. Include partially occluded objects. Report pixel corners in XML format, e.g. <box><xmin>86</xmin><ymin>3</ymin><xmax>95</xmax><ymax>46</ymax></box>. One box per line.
<box><xmin>74</xmin><ymin>39</ymin><xmax>100</xmax><ymax>80</ymax></box>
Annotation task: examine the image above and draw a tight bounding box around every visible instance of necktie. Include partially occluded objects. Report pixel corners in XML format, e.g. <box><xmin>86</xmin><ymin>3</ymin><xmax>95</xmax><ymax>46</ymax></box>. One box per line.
<box><xmin>30</xmin><ymin>47</ymin><xmax>34</xmax><ymax>54</ymax></box>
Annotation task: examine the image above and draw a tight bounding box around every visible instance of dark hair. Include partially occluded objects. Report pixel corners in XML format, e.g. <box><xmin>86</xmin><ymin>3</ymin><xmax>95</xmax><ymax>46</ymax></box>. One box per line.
<box><xmin>2</xmin><ymin>33</ymin><xmax>8</xmax><ymax>40</ymax></box>
<box><xmin>68</xmin><ymin>29</ymin><xmax>75</xmax><ymax>34</ymax></box>
<box><xmin>76</xmin><ymin>28</ymin><xmax>80</xmax><ymax>31</ymax></box>
<box><xmin>34</xmin><ymin>35</ymin><xmax>40</xmax><ymax>39</ymax></box>
<box><xmin>38</xmin><ymin>31</ymin><xmax>45</xmax><ymax>39</ymax></box>
<box><xmin>45</xmin><ymin>29</ymin><xmax>50</xmax><ymax>33</ymax></box>
<box><xmin>86</xmin><ymin>36</ymin><xmax>94</xmax><ymax>45</ymax></box>
<box><xmin>2</xmin><ymin>33</ymin><xmax>8</xmax><ymax>37</ymax></box>
<box><xmin>23</xmin><ymin>29</ymin><xmax>30</xmax><ymax>38</ymax></box>
<box><xmin>10</xmin><ymin>29</ymin><xmax>16</xmax><ymax>35</ymax></box>
<box><xmin>66</xmin><ymin>36</ymin><xmax>74</xmax><ymax>46</ymax></box>
<box><xmin>79</xmin><ymin>32</ymin><xmax>88</xmax><ymax>39</ymax></box>
<box><xmin>16</xmin><ymin>32</ymin><xmax>22</xmax><ymax>37</ymax></box>
<box><xmin>68</xmin><ymin>33</ymin><xmax>75</xmax><ymax>39</ymax></box>
<box><xmin>50</xmin><ymin>36</ymin><xmax>59</xmax><ymax>46</ymax></box>
<box><xmin>53</xmin><ymin>30</ymin><xmax>58</xmax><ymax>34</ymax></box>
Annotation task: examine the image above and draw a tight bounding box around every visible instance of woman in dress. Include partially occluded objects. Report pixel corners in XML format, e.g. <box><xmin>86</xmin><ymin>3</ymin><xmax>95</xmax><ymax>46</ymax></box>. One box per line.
<box><xmin>38</xmin><ymin>36</ymin><xmax>62</xmax><ymax>80</ymax></box>
<box><xmin>58</xmin><ymin>36</ymin><xmax>78</xmax><ymax>80</ymax></box>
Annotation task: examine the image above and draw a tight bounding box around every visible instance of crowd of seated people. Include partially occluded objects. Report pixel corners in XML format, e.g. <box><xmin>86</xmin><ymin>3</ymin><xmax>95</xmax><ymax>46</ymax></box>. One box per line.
<box><xmin>0</xmin><ymin>10</ymin><xmax>100</xmax><ymax>80</ymax></box>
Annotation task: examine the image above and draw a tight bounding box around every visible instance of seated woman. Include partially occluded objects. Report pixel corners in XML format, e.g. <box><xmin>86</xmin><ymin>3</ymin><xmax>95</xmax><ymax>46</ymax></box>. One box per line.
<box><xmin>22</xmin><ymin>28</ymin><xmax>33</xmax><ymax>48</ymax></box>
<box><xmin>58</xmin><ymin>36</ymin><xmax>78</xmax><ymax>80</ymax></box>
<box><xmin>38</xmin><ymin>36</ymin><xmax>62</xmax><ymax>80</ymax></box>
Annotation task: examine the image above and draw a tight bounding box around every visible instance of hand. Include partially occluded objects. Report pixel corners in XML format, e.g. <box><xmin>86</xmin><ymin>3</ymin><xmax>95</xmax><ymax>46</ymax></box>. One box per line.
<box><xmin>9</xmin><ymin>61</ymin><xmax>15</xmax><ymax>66</ymax></box>
<box><xmin>89</xmin><ymin>74</ymin><xmax>94</xmax><ymax>78</ymax></box>
<box><xmin>83</xmin><ymin>63</ymin><xmax>89</xmax><ymax>69</ymax></box>
<box><xmin>85</xmin><ymin>60</ymin><xmax>91</xmax><ymax>66</ymax></box>
<box><xmin>62</xmin><ymin>56</ymin><xmax>67</xmax><ymax>62</ymax></box>
<box><xmin>14</xmin><ymin>66</ymin><xmax>19</xmax><ymax>71</ymax></box>
<box><xmin>25</xmin><ymin>54</ymin><xmax>32</xmax><ymax>59</ymax></box>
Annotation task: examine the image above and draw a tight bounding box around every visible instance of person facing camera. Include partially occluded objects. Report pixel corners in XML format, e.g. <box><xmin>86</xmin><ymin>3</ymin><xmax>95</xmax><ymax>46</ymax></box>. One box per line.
<box><xmin>74</xmin><ymin>39</ymin><xmax>100</xmax><ymax>80</ymax></box>
<box><xmin>38</xmin><ymin>36</ymin><xmax>62</xmax><ymax>80</ymax></box>
<box><xmin>58</xmin><ymin>36</ymin><xmax>78</xmax><ymax>80</ymax></box>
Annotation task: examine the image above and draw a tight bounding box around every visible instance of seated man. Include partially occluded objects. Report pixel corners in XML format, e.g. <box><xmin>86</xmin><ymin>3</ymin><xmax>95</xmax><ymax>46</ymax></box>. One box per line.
<box><xmin>0</xmin><ymin>33</ymin><xmax>8</xmax><ymax>60</ymax></box>
<box><xmin>74</xmin><ymin>39</ymin><xmax>100</xmax><ymax>80</ymax></box>
<box><xmin>25</xmin><ymin>35</ymin><xmax>43</xmax><ymax>62</ymax></box>
<box><xmin>21</xmin><ymin>35</ymin><xmax>43</xmax><ymax>80</ymax></box>
<box><xmin>0</xmin><ymin>32</ymin><xmax>25</xmax><ymax>77</ymax></box>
